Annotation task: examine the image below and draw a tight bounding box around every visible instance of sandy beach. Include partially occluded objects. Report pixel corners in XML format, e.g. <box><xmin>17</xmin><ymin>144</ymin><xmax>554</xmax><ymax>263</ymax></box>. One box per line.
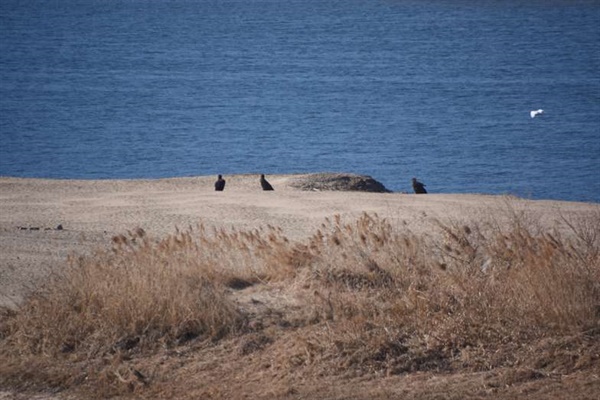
<box><xmin>1</xmin><ymin>173</ymin><xmax>598</xmax><ymax>308</ymax></box>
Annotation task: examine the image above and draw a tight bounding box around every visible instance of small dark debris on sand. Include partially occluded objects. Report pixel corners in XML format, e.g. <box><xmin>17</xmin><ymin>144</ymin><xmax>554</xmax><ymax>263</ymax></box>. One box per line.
<box><xmin>288</xmin><ymin>173</ymin><xmax>391</xmax><ymax>193</ymax></box>
<box><xmin>17</xmin><ymin>224</ymin><xmax>64</xmax><ymax>231</ymax></box>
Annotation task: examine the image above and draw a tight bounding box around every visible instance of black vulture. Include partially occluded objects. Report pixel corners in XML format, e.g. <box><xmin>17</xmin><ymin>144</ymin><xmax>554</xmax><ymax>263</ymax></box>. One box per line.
<box><xmin>412</xmin><ymin>177</ymin><xmax>427</xmax><ymax>194</ymax></box>
<box><xmin>260</xmin><ymin>174</ymin><xmax>274</xmax><ymax>191</ymax></box>
<box><xmin>214</xmin><ymin>174</ymin><xmax>226</xmax><ymax>191</ymax></box>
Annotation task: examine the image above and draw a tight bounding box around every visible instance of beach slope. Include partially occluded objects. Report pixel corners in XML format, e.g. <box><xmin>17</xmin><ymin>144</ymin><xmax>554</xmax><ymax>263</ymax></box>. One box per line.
<box><xmin>1</xmin><ymin>174</ymin><xmax>597</xmax><ymax>307</ymax></box>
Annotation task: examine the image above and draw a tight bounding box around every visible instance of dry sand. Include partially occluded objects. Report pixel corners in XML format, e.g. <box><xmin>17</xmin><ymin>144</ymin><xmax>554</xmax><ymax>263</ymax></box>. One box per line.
<box><xmin>1</xmin><ymin>174</ymin><xmax>598</xmax><ymax>308</ymax></box>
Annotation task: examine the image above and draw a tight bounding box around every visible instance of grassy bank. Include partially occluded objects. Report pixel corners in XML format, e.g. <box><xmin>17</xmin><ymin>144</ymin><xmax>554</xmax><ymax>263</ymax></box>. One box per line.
<box><xmin>1</xmin><ymin>207</ymin><xmax>599</xmax><ymax>399</ymax></box>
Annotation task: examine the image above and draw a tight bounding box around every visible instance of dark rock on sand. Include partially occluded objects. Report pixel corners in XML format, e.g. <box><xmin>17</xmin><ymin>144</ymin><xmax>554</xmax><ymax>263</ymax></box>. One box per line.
<box><xmin>288</xmin><ymin>173</ymin><xmax>391</xmax><ymax>193</ymax></box>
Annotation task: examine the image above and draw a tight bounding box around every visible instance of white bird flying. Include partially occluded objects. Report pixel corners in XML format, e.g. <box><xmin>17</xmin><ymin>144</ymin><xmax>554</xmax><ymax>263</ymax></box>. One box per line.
<box><xmin>530</xmin><ymin>109</ymin><xmax>544</xmax><ymax>118</ymax></box>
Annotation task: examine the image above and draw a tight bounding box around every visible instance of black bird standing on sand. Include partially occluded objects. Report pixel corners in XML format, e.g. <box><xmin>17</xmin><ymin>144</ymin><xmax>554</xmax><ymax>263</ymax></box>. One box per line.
<box><xmin>215</xmin><ymin>175</ymin><xmax>226</xmax><ymax>191</ymax></box>
<box><xmin>412</xmin><ymin>177</ymin><xmax>427</xmax><ymax>194</ymax></box>
<box><xmin>260</xmin><ymin>174</ymin><xmax>274</xmax><ymax>191</ymax></box>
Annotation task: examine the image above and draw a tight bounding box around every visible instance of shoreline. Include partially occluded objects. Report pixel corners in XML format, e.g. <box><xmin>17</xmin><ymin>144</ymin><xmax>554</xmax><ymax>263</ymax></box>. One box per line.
<box><xmin>2</xmin><ymin>174</ymin><xmax>598</xmax><ymax>204</ymax></box>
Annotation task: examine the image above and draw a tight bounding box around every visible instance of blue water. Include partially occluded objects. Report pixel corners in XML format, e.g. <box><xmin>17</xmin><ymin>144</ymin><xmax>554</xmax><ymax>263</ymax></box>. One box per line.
<box><xmin>1</xmin><ymin>0</ymin><xmax>599</xmax><ymax>202</ymax></box>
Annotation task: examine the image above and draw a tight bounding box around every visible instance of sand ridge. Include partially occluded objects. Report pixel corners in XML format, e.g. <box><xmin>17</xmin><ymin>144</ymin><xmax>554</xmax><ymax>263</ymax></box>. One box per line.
<box><xmin>0</xmin><ymin>174</ymin><xmax>597</xmax><ymax>307</ymax></box>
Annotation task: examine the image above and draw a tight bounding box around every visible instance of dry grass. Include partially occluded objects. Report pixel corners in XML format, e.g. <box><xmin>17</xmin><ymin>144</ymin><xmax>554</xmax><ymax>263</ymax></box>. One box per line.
<box><xmin>1</xmin><ymin>206</ymin><xmax>599</xmax><ymax>399</ymax></box>
<box><xmin>293</xmin><ymin>212</ymin><xmax>599</xmax><ymax>376</ymax></box>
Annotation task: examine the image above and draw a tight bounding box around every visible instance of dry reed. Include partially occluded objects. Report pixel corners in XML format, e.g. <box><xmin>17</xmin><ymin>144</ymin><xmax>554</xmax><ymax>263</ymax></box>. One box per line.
<box><xmin>1</xmin><ymin>207</ymin><xmax>598</xmax><ymax>398</ymax></box>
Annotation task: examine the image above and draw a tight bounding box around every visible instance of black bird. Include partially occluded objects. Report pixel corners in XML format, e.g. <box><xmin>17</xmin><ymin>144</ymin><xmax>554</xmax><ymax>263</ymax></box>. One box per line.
<box><xmin>260</xmin><ymin>174</ymin><xmax>274</xmax><ymax>191</ymax></box>
<box><xmin>412</xmin><ymin>177</ymin><xmax>427</xmax><ymax>194</ymax></box>
<box><xmin>214</xmin><ymin>174</ymin><xmax>226</xmax><ymax>191</ymax></box>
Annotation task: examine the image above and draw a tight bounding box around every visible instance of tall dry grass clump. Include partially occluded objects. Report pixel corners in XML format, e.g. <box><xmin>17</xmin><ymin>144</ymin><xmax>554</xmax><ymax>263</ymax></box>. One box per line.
<box><xmin>1</xmin><ymin>229</ymin><xmax>221</xmax><ymax>358</ymax></box>
<box><xmin>294</xmin><ymin>211</ymin><xmax>600</xmax><ymax>374</ymax></box>
<box><xmin>0</xmin><ymin>223</ymin><xmax>304</xmax><ymax>395</ymax></box>
<box><xmin>1</xmin><ymin>224</ymin><xmax>307</xmax><ymax>359</ymax></box>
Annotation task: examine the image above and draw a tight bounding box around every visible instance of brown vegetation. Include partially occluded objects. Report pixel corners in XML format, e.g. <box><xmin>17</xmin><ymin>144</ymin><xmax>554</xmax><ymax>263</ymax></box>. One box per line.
<box><xmin>1</xmin><ymin>208</ymin><xmax>599</xmax><ymax>399</ymax></box>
